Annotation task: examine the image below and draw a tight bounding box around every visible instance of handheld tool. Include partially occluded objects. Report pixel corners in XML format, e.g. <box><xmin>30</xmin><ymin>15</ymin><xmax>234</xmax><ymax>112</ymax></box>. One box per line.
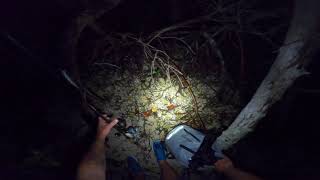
<box><xmin>2</xmin><ymin>32</ymin><xmax>132</xmax><ymax>138</ymax></box>
<box><xmin>165</xmin><ymin>125</ymin><xmax>222</xmax><ymax>170</ymax></box>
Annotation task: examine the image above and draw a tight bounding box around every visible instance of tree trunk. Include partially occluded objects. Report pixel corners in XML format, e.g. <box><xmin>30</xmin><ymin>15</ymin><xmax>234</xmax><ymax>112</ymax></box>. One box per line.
<box><xmin>213</xmin><ymin>0</ymin><xmax>320</xmax><ymax>151</ymax></box>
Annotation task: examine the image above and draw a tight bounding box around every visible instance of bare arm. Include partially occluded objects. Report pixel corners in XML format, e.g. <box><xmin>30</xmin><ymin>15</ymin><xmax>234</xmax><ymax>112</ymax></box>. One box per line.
<box><xmin>77</xmin><ymin>116</ymin><xmax>118</xmax><ymax>180</ymax></box>
<box><xmin>223</xmin><ymin>167</ymin><xmax>262</xmax><ymax>180</ymax></box>
<box><xmin>214</xmin><ymin>155</ymin><xmax>262</xmax><ymax>180</ymax></box>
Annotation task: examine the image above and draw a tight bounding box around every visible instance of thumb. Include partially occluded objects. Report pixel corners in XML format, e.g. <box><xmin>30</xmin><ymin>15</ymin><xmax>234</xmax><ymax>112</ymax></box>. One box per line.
<box><xmin>100</xmin><ymin>119</ymin><xmax>118</xmax><ymax>139</ymax></box>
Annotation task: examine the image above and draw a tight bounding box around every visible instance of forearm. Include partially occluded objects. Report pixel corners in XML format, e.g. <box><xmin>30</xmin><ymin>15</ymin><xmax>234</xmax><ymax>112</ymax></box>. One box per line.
<box><xmin>223</xmin><ymin>167</ymin><xmax>262</xmax><ymax>180</ymax></box>
<box><xmin>82</xmin><ymin>140</ymin><xmax>106</xmax><ymax>165</ymax></box>
<box><xmin>77</xmin><ymin>140</ymin><xmax>107</xmax><ymax>180</ymax></box>
<box><xmin>77</xmin><ymin>117</ymin><xmax>118</xmax><ymax>180</ymax></box>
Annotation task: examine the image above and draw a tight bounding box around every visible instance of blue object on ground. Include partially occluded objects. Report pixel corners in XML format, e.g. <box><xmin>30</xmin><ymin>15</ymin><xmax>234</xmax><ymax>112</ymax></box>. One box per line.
<box><xmin>127</xmin><ymin>156</ymin><xmax>144</xmax><ymax>175</ymax></box>
<box><xmin>153</xmin><ymin>140</ymin><xmax>167</xmax><ymax>161</ymax></box>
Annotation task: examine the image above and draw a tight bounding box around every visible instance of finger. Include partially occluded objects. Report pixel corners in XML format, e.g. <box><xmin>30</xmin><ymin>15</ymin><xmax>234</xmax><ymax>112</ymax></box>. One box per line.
<box><xmin>223</xmin><ymin>155</ymin><xmax>231</xmax><ymax>161</ymax></box>
<box><xmin>107</xmin><ymin>118</ymin><xmax>118</xmax><ymax>130</ymax></box>
<box><xmin>99</xmin><ymin>114</ymin><xmax>110</xmax><ymax>121</ymax></box>
<box><xmin>102</xmin><ymin>119</ymin><xmax>118</xmax><ymax>136</ymax></box>
<box><xmin>98</xmin><ymin>114</ymin><xmax>111</xmax><ymax>126</ymax></box>
<box><xmin>214</xmin><ymin>151</ymin><xmax>224</xmax><ymax>159</ymax></box>
<box><xmin>98</xmin><ymin>116</ymin><xmax>107</xmax><ymax>127</ymax></box>
<box><xmin>214</xmin><ymin>160</ymin><xmax>222</xmax><ymax>166</ymax></box>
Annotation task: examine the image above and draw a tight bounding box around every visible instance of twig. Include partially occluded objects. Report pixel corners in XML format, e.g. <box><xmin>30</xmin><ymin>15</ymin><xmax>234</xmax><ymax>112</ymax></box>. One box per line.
<box><xmin>202</xmin><ymin>32</ymin><xmax>226</xmax><ymax>72</ymax></box>
<box><xmin>94</xmin><ymin>62</ymin><xmax>121</xmax><ymax>69</ymax></box>
<box><xmin>147</xmin><ymin>2</ymin><xmax>238</xmax><ymax>44</ymax></box>
<box><xmin>159</xmin><ymin>36</ymin><xmax>196</xmax><ymax>55</ymax></box>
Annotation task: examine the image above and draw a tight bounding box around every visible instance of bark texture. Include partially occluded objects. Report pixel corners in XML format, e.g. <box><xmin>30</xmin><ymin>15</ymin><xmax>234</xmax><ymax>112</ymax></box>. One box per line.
<box><xmin>213</xmin><ymin>0</ymin><xmax>320</xmax><ymax>150</ymax></box>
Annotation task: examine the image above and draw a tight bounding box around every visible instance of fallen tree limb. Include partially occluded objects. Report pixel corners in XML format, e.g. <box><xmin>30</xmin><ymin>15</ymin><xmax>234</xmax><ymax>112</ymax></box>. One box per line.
<box><xmin>213</xmin><ymin>0</ymin><xmax>320</xmax><ymax>150</ymax></box>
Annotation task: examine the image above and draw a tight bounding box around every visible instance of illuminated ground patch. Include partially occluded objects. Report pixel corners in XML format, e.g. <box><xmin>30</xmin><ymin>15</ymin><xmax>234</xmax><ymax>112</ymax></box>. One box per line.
<box><xmin>82</xmin><ymin>35</ymin><xmax>241</xmax><ymax>175</ymax></box>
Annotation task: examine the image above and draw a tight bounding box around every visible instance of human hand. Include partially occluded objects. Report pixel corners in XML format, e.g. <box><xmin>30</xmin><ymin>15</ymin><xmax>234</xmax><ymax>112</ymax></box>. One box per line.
<box><xmin>78</xmin><ymin>115</ymin><xmax>117</xmax><ymax>180</ymax></box>
<box><xmin>214</xmin><ymin>155</ymin><xmax>235</xmax><ymax>173</ymax></box>
<box><xmin>96</xmin><ymin>115</ymin><xmax>118</xmax><ymax>141</ymax></box>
